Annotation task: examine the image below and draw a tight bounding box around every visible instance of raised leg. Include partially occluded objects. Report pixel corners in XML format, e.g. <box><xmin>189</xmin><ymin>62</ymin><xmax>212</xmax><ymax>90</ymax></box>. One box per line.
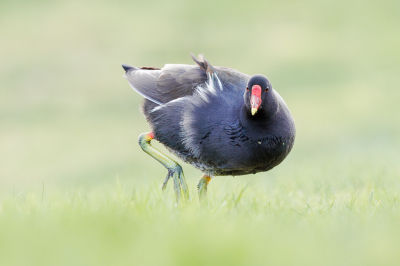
<box><xmin>197</xmin><ymin>174</ymin><xmax>212</xmax><ymax>200</ymax></box>
<box><xmin>138</xmin><ymin>132</ymin><xmax>189</xmax><ymax>202</ymax></box>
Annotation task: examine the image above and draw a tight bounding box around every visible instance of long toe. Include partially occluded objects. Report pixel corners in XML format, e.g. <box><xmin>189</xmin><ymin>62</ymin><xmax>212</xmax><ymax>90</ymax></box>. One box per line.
<box><xmin>162</xmin><ymin>173</ymin><xmax>171</xmax><ymax>191</ymax></box>
<box><xmin>171</xmin><ymin>166</ymin><xmax>189</xmax><ymax>203</ymax></box>
<box><xmin>178</xmin><ymin>172</ymin><xmax>189</xmax><ymax>200</ymax></box>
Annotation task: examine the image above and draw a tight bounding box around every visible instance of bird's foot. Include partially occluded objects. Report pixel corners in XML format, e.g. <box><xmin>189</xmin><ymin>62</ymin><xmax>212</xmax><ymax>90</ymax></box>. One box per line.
<box><xmin>197</xmin><ymin>174</ymin><xmax>212</xmax><ymax>201</ymax></box>
<box><xmin>139</xmin><ymin>132</ymin><xmax>189</xmax><ymax>203</ymax></box>
<box><xmin>162</xmin><ymin>164</ymin><xmax>189</xmax><ymax>202</ymax></box>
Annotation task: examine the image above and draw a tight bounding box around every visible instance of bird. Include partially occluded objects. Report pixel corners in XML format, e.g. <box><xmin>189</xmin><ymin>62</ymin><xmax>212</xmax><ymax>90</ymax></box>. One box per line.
<box><xmin>122</xmin><ymin>54</ymin><xmax>296</xmax><ymax>202</ymax></box>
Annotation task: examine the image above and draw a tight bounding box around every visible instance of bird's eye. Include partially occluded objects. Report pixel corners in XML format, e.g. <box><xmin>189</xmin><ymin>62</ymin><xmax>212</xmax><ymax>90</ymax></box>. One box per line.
<box><xmin>246</xmin><ymin>87</ymin><xmax>249</xmax><ymax>91</ymax></box>
<box><xmin>265</xmin><ymin>88</ymin><xmax>269</xmax><ymax>92</ymax></box>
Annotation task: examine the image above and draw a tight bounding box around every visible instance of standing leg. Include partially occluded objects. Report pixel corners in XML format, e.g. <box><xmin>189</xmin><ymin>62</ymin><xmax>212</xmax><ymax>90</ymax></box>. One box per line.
<box><xmin>197</xmin><ymin>174</ymin><xmax>212</xmax><ymax>200</ymax></box>
<box><xmin>138</xmin><ymin>132</ymin><xmax>189</xmax><ymax>202</ymax></box>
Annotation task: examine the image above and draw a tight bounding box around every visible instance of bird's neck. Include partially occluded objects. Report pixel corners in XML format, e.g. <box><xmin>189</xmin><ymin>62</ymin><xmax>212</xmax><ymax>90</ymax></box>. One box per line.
<box><xmin>239</xmin><ymin>105</ymin><xmax>276</xmax><ymax>139</ymax></box>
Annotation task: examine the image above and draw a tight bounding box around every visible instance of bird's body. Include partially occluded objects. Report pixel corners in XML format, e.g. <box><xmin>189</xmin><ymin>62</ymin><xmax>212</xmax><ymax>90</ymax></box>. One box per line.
<box><xmin>123</xmin><ymin>54</ymin><xmax>295</xmax><ymax>201</ymax></box>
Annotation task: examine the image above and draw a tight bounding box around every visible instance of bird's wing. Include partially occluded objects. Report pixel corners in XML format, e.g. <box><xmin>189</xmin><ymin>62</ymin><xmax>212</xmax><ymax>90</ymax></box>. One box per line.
<box><xmin>123</xmin><ymin>54</ymin><xmax>215</xmax><ymax>105</ymax></box>
<box><xmin>122</xmin><ymin>65</ymin><xmax>163</xmax><ymax>104</ymax></box>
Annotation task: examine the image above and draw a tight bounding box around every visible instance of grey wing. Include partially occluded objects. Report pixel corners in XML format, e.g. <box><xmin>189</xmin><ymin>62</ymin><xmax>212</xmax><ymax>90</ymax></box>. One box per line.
<box><xmin>122</xmin><ymin>54</ymin><xmax>213</xmax><ymax>105</ymax></box>
<box><xmin>123</xmin><ymin>65</ymin><xmax>163</xmax><ymax>104</ymax></box>
<box><xmin>155</xmin><ymin>63</ymin><xmax>207</xmax><ymax>103</ymax></box>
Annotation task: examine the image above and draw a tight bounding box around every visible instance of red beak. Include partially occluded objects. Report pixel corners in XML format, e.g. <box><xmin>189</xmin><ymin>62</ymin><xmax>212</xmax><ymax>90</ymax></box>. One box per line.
<box><xmin>250</xmin><ymin>85</ymin><xmax>262</xmax><ymax>115</ymax></box>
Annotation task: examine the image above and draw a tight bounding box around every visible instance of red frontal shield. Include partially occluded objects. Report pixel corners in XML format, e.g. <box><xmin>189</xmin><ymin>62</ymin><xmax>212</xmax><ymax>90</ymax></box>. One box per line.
<box><xmin>250</xmin><ymin>85</ymin><xmax>262</xmax><ymax>109</ymax></box>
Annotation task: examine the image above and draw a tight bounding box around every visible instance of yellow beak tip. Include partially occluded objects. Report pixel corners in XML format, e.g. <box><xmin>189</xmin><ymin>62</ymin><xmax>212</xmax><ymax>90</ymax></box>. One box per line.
<box><xmin>251</xmin><ymin>108</ymin><xmax>258</xmax><ymax>116</ymax></box>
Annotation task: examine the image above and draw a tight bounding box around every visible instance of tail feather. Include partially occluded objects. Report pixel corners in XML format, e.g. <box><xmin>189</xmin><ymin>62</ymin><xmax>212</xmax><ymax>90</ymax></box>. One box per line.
<box><xmin>121</xmin><ymin>64</ymin><xmax>139</xmax><ymax>72</ymax></box>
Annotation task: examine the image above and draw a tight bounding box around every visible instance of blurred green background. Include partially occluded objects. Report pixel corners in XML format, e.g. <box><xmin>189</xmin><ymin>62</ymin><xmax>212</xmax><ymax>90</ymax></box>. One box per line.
<box><xmin>1</xmin><ymin>0</ymin><xmax>400</xmax><ymax>265</ymax></box>
<box><xmin>2</xmin><ymin>0</ymin><xmax>399</xmax><ymax>190</ymax></box>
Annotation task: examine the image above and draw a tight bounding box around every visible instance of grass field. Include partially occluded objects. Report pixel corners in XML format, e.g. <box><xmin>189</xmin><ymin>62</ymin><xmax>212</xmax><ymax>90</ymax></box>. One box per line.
<box><xmin>1</xmin><ymin>0</ymin><xmax>400</xmax><ymax>265</ymax></box>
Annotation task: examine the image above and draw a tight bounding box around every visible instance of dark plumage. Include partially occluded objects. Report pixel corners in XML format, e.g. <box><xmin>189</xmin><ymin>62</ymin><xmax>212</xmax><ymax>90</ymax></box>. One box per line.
<box><xmin>123</xmin><ymin>54</ymin><xmax>295</xmax><ymax>200</ymax></box>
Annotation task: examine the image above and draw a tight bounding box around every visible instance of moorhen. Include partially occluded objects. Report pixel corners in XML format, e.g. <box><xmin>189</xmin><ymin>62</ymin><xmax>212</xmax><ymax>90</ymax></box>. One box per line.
<box><xmin>122</xmin><ymin>54</ymin><xmax>295</xmax><ymax>202</ymax></box>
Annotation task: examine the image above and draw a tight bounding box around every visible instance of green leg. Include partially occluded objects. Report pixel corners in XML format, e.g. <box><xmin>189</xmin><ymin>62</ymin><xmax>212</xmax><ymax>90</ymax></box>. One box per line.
<box><xmin>197</xmin><ymin>174</ymin><xmax>212</xmax><ymax>200</ymax></box>
<box><xmin>138</xmin><ymin>132</ymin><xmax>189</xmax><ymax>202</ymax></box>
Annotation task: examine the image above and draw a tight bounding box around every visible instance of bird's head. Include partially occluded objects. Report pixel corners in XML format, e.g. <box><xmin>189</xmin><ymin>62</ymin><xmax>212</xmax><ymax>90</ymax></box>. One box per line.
<box><xmin>244</xmin><ymin>74</ymin><xmax>278</xmax><ymax>117</ymax></box>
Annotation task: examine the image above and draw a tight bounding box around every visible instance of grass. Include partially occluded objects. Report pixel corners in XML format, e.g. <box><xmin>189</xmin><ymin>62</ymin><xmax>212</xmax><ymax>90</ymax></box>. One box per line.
<box><xmin>1</xmin><ymin>173</ymin><xmax>400</xmax><ymax>266</ymax></box>
<box><xmin>1</xmin><ymin>0</ymin><xmax>400</xmax><ymax>265</ymax></box>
